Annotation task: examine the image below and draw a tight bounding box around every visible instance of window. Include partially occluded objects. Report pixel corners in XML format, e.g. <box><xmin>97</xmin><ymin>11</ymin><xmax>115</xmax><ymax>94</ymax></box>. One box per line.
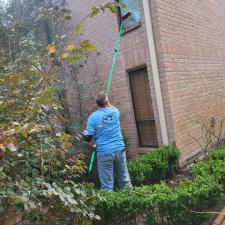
<box><xmin>118</xmin><ymin>0</ymin><xmax>141</xmax><ymax>30</ymax></box>
<box><xmin>129</xmin><ymin>67</ymin><xmax>158</xmax><ymax>147</ymax></box>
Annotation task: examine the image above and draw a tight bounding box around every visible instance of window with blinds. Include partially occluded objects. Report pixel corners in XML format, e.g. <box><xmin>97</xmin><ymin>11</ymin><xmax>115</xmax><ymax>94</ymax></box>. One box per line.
<box><xmin>129</xmin><ymin>67</ymin><xmax>158</xmax><ymax>147</ymax></box>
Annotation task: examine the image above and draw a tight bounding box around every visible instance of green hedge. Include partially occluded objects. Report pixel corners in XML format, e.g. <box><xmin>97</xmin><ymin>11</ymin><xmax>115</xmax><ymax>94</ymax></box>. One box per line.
<box><xmin>95</xmin><ymin>177</ymin><xmax>222</xmax><ymax>225</ymax></box>
<box><xmin>128</xmin><ymin>145</ymin><xmax>180</xmax><ymax>186</ymax></box>
<box><xmin>94</xmin><ymin>146</ymin><xmax>225</xmax><ymax>225</ymax></box>
<box><xmin>192</xmin><ymin>145</ymin><xmax>225</xmax><ymax>188</ymax></box>
<box><xmin>210</xmin><ymin>145</ymin><xmax>225</xmax><ymax>161</ymax></box>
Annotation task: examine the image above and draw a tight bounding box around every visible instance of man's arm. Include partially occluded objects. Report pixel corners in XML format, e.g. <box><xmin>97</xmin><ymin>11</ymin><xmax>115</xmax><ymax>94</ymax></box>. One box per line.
<box><xmin>84</xmin><ymin>117</ymin><xmax>96</xmax><ymax>151</ymax></box>
<box><xmin>83</xmin><ymin>134</ymin><xmax>94</xmax><ymax>150</ymax></box>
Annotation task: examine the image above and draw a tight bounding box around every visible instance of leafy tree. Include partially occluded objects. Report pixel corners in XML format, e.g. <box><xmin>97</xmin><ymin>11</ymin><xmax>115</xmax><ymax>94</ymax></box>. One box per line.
<box><xmin>0</xmin><ymin>1</ymin><xmax>124</xmax><ymax>224</ymax></box>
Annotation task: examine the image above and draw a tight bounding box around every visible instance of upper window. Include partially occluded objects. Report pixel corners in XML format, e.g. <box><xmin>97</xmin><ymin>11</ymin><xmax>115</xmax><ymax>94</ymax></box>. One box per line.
<box><xmin>118</xmin><ymin>0</ymin><xmax>141</xmax><ymax>30</ymax></box>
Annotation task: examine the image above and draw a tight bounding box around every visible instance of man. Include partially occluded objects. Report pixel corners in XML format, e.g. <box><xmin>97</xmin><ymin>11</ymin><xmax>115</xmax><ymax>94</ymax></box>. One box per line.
<box><xmin>84</xmin><ymin>92</ymin><xmax>132</xmax><ymax>192</ymax></box>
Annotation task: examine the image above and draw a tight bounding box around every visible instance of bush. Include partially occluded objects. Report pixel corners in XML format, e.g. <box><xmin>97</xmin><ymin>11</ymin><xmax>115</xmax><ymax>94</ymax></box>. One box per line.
<box><xmin>94</xmin><ymin>176</ymin><xmax>223</xmax><ymax>225</ymax></box>
<box><xmin>210</xmin><ymin>145</ymin><xmax>225</xmax><ymax>161</ymax></box>
<box><xmin>128</xmin><ymin>145</ymin><xmax>180</xmax><ymax>186</ymax></box>
<box><xmin>192</xmin><ymin>160</ymin><xmax>225</xmax><ymax>186</ymax></box>
<box><xmin>94</xmin><ymin>145</ymin><xmax>225</xmax><ymax>225</ymax></box>
<box><xmin>192</xmin><ymin>146</ymin><xmax>225</xmax><ymax>190</ymax></box>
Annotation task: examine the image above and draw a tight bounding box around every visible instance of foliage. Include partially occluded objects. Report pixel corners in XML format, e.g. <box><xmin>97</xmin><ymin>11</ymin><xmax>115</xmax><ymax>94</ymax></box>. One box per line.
<box><xmin>192</xmin><ymin>146</ymin><xmax>225</xmax><ymax>188</ymax></box>
<box><xmin>94</xmin><ymin>145</ymin><xmax>225</xmax><ymax>225</ymax></box>
<box><xmin>210</xmin><ymin>145</ymin><xmax>225</xmax><ymax>161</ymax></box>
<box><xmin>0</xmin><ymin>54</ymin><xmax>101</xmax><ymax>225</ymax></box>
<box><xmin>0</xmin><ymin>44</ymin><xmax>99</xmax><ymax>225</ymax></box>
<box><xmin>122</xmin><ymin>133</ymin><xmax>129</xmax><ymax>148</ymax></box>
<box><xmin>128</xmin><ymin>145</ymin><xmax>180</xmax><ymax>186</ymax></box>
<box><xmin>0</xmin><ymin>1</ymin><xmax>123</xmax><ymax>224</ymax></box>
<box><xmin>94</xmin><ymin>178</ymin><xmax>223</xmax><ymax>225</ymax></box>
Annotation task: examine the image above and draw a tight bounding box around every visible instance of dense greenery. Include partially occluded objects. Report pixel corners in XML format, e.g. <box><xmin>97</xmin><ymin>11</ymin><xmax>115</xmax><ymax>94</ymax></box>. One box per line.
<box><xmin>210</xmin><ymin>145</ymin><xmax>225</xmax><ymax>161</ymax></box>
<box><xmin>192</xmin><ymin>146</ymin><xmax>225</xmax><ymax>189</ymax></box>
<box><xmin>128</xmin><ymin>145</ymin><xmax>180</xmax><ymax>186</ymax></box>
<box><xmin>95</xmin><ymin>146</ymin><xmax>225</xmax><ymax>225</ymax></box>
<box><xmin>1</xmin><ymin>1</ymin><xmax>224</xmax><ymax>225</ymax></box>
<box><xmin>0</xmin><ymin>1</ymin><xmax>123</xmax><ymax>224</ymax></box>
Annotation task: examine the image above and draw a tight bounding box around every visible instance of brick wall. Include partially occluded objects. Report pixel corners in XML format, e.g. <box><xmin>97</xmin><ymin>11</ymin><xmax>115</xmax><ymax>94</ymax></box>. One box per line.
<box><xmin>150</xmin><ymin>0</ymin><xmax>225</xmax><ymax>161</ymax></box>
<box><xmin>66</xmin><ymin>0</ymin><xmax>225</xmax><ymax>162</ymax></box>
<box><xmin>67</xmin><ymin>0</ymin><xmax>166</xmax><ymax>157</ymax></box>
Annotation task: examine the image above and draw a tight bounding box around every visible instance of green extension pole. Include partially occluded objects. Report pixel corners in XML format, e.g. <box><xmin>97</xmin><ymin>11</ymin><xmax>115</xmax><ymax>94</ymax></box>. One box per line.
<box><xmin>106</xmin><ymin>22</ymin><xmax>123</xmax><ymax>96</ymax></box>
<box><xmin>88</xmin><ymin>12</ymin><xmax>132</xmax><ymax>173</ymax></box>
<box><xmin>88</xmin><ymin>150</ymin><xmax>95</xmax><ymax>173</ymax></box>
<box><xmin>88</xmin><ymin>23</ymin><xmax>123</xmax><ymax>173</ymax></box>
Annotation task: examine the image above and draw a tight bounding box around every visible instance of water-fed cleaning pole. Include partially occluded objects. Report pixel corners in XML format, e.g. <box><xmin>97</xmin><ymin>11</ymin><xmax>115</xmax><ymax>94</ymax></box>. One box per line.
<box><xmin>88</xmin><ymin>11</ymin><xmax>132</xmax><ymax>173</ymax></box>
<box><xmin>106</xmin><ymin>11</ymin><xmax>132</xmax><ymax>96</ymax></box>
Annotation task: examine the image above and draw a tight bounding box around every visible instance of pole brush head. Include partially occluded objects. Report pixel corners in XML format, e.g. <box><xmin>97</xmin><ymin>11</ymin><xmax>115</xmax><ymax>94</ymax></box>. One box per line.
<box><xmin>122</xmin><ymin>11</ymin><xmax>132</xmax><ymax>21</ymax></box>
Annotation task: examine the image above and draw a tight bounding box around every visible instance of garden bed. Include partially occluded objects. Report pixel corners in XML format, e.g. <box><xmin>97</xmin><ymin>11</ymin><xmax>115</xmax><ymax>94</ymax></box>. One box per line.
<box><xmin>94</xmin><ymin>145</ymin><xmax>225</xmax><ymax>225</ymax></box>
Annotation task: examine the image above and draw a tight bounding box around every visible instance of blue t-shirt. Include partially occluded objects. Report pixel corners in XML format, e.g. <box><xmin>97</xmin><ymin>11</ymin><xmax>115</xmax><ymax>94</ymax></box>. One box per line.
<box><xmin>86</xmin><ymin>107</ymin><xmax>125</xmax><ymax>155</ymax></box>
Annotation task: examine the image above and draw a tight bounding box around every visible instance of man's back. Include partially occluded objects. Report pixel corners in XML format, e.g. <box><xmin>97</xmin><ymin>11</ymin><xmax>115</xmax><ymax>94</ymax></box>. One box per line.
<box><xmin>86</xmin><ymin>107</ymin><xmax>125</xmax><ymax>155</ymax></box>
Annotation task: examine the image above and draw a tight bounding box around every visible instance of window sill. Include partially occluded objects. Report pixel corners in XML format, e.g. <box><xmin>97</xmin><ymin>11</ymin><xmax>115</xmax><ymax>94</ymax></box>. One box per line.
<box><xmin>122</xmin><ymin>20</ymin><xmax>141</xmax><ymax>35</ymax></box>
<box><xmin>137</xmin><ymin>147</ymin><xmax>157</xmax><ymax>155</ymax></box>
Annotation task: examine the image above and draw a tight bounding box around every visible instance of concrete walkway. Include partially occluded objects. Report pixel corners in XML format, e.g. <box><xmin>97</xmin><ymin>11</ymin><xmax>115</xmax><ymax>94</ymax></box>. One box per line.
<box><xmin>212</xmin><ymin>206</ymin><xmax>225</xmax><ymax>225</ymax></box>
<box><xmin>201</xmin><ymin>203</ymin><xmax>225</xmax><ymax>225</ymax></box>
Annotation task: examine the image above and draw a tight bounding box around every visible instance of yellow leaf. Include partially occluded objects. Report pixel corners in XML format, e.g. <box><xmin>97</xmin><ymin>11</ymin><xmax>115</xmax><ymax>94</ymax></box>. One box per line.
<box><xmin>67</xmin><ymin>44</ymin><xmax>75</xmax><ymax>51</ymax></box>
<box><xmin>48</xmin><ymin>46</ymin><xmax>56</xmax><ymax>54</ymax></box>
<box><xmin>61</xmin><ymin>53</ymin><xmax>69</xmax><ymax>59</ymax></box>
<box><xmin>80</xmin><ymin>40</ymin><xmax>97</xmax><ymax>51</ymax></box>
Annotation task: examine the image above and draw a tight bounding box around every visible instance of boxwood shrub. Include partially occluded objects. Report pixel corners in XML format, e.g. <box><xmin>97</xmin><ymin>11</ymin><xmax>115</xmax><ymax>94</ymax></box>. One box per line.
<box><xmin>192</xmin><ymin>145</ymin><xmax>225</xmax><ymax>190</ymax></box>
<box><xmin>94</xmin><ymin>176</ymin><xmax>223</xmax><ymax>225</ymax></box>
<box><xmin>128</xmin><ymin>145</ymin><xmax>181</xmax><ymax>186</ymax></box>
<box><xmin>94</xmin><ymin>146</ymin><xmax>225</xmax><ymax>225</ymax></box>
<box><xmin>210</xmin><ymin>145</ymin><xmax>225</xmax><ymax>161</ymax></box>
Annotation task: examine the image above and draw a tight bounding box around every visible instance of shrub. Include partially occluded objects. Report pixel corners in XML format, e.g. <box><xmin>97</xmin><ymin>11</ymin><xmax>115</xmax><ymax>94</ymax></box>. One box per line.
<box><xmin>94</xmin><ymin>145</ymin><xmax>225</xmax><ymax>225</ymax></box>
<box><xmin>94</xmin><ymin>175</ymin><xmax>223</xmax><ymax>225</ymax></box>
<box><xmin>192</xmin><ymin>160</ymin><xmax>225</xmax><ymax>184</ymax></box>
<box><xmin>94</xmin><ymin>183</ymin><xmax>176</xmax><ymax>225</ymax></box>
<box><xmin>192</xmin><ymin>146</ymin><xmax>225</xmax><ymax>190</ymax></box>
<box><xmin>210</xmin><ymin>145</ymin><xmax>225</xmax><ymax>161</ymax></box>
<box><xmin>128</xmin><ymin>145</ymin><xmax>180</xmax><ymax>186</ymax></box>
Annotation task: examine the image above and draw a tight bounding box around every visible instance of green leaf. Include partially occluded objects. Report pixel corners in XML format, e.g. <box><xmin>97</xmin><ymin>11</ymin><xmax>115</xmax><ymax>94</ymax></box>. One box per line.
<box><xmin>67</xmin><ymin>197</ymin><xmax>77</xmax><ymax>205</ymax></box>
<box><xmin>61</xmin><ymin>53</ymin><xmax>69</xmax><ymax>59</ymax></box>
<box><xmin>27</xmin><ymin>200</ymin><xmax>36</xmax><ymax>209</ymax></box>
<box><xmin>74</xmin><ymin>23</ymin><xmax>83</xmax><ymax>35</ymax></box>
<box><xmin>40</xmin><ymin>87</ymin><xmax>54</xmax><ymax>104</ymax></box>
<box><xmin>95</xmin><ymin>215</ymin><xmax>101</xmax><ymax>220</ymax></box>
<box><xmin>64</xmin><ymin>15</ymin><xmax>72</xmax><ymax>20</ymax></box>
<box><xmin>65</xmin><ymin>165</ymin><xmax>71</xmax><ymax>170</ymax></box>
<box><xmin>0</xmin><ymin>101</ymin><xmax>6</xmax><ymax>111</ymax></box>
<box><xmin>59</xmin><ymin>195</ymin><xmax>65</xmax><ymax>201</ymax></box>
<box><xmin>80</xmin><ymin>40</ymin><xmax>97</xmax><ymax>51</ymax></box>
<box><xmin>103</xmin><ymin>3</ymin><xmax>117</xmax><ymax>13</ymax></box>
<box><xmin>20</xmin><ymin>195</ymin><xmax>29</xmax><ymax>203</ymax></box>
<box><xmin>68</xmin><ymin>57</ymin><xmax>81</xmax><ymax>64</ymax></box>
<box><xmin>89</xmin><ymin>7</ymin><xmax>101</xmax><ymax>18</ymax></box>
<box><xmin>28</xmin><ymin>87</ymin><xmax>54</xmax><ymax>117</ymax></box>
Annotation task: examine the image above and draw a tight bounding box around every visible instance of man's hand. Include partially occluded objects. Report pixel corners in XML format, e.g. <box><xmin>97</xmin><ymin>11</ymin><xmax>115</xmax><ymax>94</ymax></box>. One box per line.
<box><xmin>107</xmin><ymin>102</ymin><xmax>113</xmax><ymax>107</ymax></box>
<box><xmin>86</xmin><ymin>142</ymin><xmax>96</xmax><ymax>151</ymax></box>
<box><xmin>75</xmin><ymin>130</ymin><xmax>96</xmax><ymax>151</ymax></box>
